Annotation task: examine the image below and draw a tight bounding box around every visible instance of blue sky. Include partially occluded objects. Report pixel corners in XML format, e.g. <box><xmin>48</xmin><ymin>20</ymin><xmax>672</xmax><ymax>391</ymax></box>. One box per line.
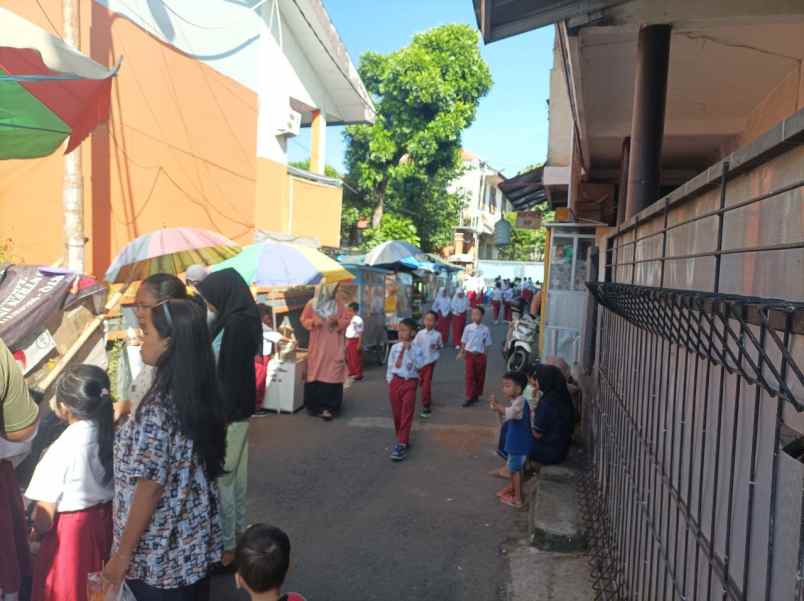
<box><xmin>287</xmin><ymin>0</ymin><xmax>554</xmax><ymax>177</ymax></box>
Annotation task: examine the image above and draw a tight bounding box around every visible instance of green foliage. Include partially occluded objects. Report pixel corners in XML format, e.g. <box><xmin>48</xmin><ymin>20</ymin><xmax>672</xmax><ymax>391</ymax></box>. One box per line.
<box><xmin>497</xmin><ymin>209</ymin><xmax>554</xmax><ymax>262</ymax></box>
<box><xmin>360</xmin><ymin>214</ymin><xmax>421</xmax><ymax>250</ymax></box>
<box><xmin>344</xmin><ymin>24</ymin><xmax>492</xmax><ymax>253</ymax></box>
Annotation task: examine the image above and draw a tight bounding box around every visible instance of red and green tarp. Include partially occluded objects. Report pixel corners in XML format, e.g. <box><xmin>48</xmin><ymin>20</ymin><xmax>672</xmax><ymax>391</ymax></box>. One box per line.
<box><xmin>0</xmin><ymin>46</ymin><xmax>115</xmax><ymax>160</ymax></box>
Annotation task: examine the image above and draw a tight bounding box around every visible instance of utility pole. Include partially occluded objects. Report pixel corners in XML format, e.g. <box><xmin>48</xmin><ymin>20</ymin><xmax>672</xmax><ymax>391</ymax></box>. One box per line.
<box><xmin>63</xmin><ymin>0</ymin><xmax>85</xmax><ymax>273</ymax></box>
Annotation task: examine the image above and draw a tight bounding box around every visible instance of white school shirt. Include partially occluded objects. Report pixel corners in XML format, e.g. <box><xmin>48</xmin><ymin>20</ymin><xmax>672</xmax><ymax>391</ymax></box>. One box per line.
<box><xmin>502</xmin><ymin>288</ymin><xmax>514</xmax><ymax>302</ymax></box>
<box><xmin>386</xmin><ymin>342</ymin><xmax>426</xmax><ymax>382</ymax></box>
<box><xmin>346</xmin><ymin>315</ymin><xmax>364</xmax><ymax>339</ymax></box>
<box><xmin>413</xmin><ymin>328</ymin><xmax>443</xmax><ymax>366</ymax></box>
<box><xmin>432</xmin><ymin>296</ymin><xmax>451</xmax><ymax>317</ymax></box>
<box><xmin>26</xmin><ymin>420</ymin><xmax>113</xmax><ymax>512</ymax></box>
<box><xmin>450</xmin><ymin>295</ymin><xmax>469</xmax><ymax>315</ymax></box>
<box><xmin>491</xmin><ymin>288</ymin><xmax>503</xmax><ymax>302</ymax></box>
<box><xmin>461</xmin><ymin>322</ymin><xmax>493</xmax><ymax>354</ymax></box>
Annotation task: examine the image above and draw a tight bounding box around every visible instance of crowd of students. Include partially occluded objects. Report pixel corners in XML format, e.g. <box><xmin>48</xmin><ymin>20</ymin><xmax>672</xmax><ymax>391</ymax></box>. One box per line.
<box><xmin>0</xmin><ymin>270</ymin><xmax>573</xmax><ymax>601</ymax></box>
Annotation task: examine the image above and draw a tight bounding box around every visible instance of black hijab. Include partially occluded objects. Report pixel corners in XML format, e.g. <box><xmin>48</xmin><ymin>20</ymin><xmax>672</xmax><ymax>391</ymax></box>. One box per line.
<box><xmin>529</xmin><ymin>363</ymin><xmax>573</xmax><ymax>407</ymax></box>
<box><xmin>198</xmin><ymin>269</ymin><xmax>261</xmax><ymax>422</ymax></box>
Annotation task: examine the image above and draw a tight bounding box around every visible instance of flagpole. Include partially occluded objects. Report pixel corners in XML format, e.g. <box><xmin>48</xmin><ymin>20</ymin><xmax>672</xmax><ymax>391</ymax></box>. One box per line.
<box><xmin>63</xmin><ymin>0</ymin><xmax>85</xmax><ymax>273</ymax></box>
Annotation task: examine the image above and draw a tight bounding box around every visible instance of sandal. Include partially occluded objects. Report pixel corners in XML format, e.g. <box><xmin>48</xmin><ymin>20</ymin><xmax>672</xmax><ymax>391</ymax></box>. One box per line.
<box><xmin>496</xmin><ymin>486</ymin><xmax>514</xmax><ymax>498</ymax></box>
<box><xmin>499</xmin><ymin>495</ymin><xmax>524</xmax><ymax>509</ymax></box>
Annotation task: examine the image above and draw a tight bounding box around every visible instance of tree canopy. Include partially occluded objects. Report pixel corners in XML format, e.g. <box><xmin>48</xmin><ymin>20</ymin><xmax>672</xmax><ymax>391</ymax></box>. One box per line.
<box><xmin>343</xmin><ymin>24</ymin><xmax>492</xmax><ymax>253</ymax></box>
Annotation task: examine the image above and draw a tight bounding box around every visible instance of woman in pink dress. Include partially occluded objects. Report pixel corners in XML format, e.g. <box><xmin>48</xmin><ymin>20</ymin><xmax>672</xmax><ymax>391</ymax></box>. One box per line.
<box><xmin>301</xmin><ymin>284</ymin><xmax>351</xmax><ymax>421</ymax></box>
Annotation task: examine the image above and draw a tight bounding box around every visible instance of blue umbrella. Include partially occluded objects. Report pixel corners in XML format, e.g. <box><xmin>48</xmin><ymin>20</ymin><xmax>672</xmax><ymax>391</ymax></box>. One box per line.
<box><xmin>364</xmin><ymin>240</ymin><xmax>424</xmax><ymax>267</ymax></box>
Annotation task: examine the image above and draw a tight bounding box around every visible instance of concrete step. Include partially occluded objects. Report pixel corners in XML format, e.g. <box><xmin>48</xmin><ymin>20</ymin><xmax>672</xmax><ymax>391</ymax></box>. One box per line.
<box><xmin>526</xmin><ymin>463</ymin><xmax>588</xmax><ymax>553</ymax></box>
<box><xmin>507</xmin><ymin>546</ymin><xmax>592</xmax><ymax>601</ymax></box>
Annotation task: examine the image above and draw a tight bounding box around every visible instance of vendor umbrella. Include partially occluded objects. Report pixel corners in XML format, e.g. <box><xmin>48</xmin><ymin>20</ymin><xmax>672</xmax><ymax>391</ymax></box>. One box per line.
<box><xmin>105</xmin><ymin>227</ymin><xmax>240</xmax><ymax>284</ymax></box>
<box><xmin>0</xmin><ymin>8</ymin><xmax>118</xmax><ymax>159</ymax></box>
<box><xmin>363</xmin><ymin>240</ymin><xmax>424</xmax><ymax>267</ymax></box>
<box><xmin>212</xmin><ymin>241</ymin><xmax>353</xmax><ymax>286</ymax></box>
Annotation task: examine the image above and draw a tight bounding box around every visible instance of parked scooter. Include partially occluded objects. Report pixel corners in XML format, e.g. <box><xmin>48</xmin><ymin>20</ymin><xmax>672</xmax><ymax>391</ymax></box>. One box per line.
<box><xmin>502</xmin><ymin>301</ymin><xmax>539</xmax><ymax>372</ymax></box>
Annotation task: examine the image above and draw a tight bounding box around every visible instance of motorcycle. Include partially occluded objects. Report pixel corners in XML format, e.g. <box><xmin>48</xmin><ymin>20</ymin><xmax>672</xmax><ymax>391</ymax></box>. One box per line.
<box><xmin>502</xmin><ymin>308</ymin><xmax>539</xmax><ymax>372</ymax></box>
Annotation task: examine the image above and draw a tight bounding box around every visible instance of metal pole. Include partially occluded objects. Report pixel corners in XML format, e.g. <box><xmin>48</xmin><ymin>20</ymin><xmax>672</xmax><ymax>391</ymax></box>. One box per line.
<box><xmin>63</xmin><ymin>0</ymin><xmax>85</xmax><ymax>273</ymax></box>
<box><xmin>625</xmin><ymin>25</ymin><xmax>671</xmax><ymax>221</ymax></box>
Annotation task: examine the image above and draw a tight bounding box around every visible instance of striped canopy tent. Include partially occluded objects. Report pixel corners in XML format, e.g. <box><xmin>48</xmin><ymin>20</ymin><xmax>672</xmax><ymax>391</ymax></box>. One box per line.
<box><xmin>0</xmin><ymin>7</ymin><xmax>118</xmax><ymax>160</ymax></box>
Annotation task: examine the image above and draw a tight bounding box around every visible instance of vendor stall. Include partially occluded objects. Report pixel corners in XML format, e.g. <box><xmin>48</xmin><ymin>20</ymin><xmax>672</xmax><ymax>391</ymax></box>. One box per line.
<box><xmin>339</xmin><ymin>264</ymin><xmax>390</xmax><ymax>364</ymax></box>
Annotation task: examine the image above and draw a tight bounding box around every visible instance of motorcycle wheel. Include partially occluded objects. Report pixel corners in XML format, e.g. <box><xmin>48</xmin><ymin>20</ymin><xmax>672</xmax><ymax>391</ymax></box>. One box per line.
<box><xmin>507</xmin><ymin>347</ymin><xmax>530</xmax><ymax>372</ymax></box>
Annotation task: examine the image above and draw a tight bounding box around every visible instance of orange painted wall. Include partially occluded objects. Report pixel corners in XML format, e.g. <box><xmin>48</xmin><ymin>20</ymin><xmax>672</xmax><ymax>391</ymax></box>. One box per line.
<box><xmin>0</xmin><ymin>0</ymin><xmax>258</xmax><ymax>276</ymax></box>
<box><xmin>288</xmin><ymin>176</ymin><xmax>342</xmax><ymax>248</ymax></box>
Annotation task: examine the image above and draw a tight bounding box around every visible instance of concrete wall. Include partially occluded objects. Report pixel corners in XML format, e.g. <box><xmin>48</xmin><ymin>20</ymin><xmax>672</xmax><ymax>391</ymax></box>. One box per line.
<box><xmin>738</xmin><ymin>63</ymin><xmax>804</xmax><ymax>148</ymax></box>
<box><xmin>546</xmin><ymin>36</ymin><xmax>573</xmax><ymax>168</ymax></box>
<box><xmin>288</xmin><ymin>176</ymin><xmax>342</xmax><ymax>248</ymax></box>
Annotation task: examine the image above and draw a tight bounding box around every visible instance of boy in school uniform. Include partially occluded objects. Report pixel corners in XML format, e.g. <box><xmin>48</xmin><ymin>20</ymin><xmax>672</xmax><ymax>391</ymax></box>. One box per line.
<box><xmin>386</xmin><ymin>318</ymin><xmax>425</xmax><ymax>462</ymax></box>
<box><xmin>413</xmin><ymin>311</ymin><xmax>443</xmax><ymax>419</ymax></box>
<box><xmin>344</xmin><ymin>302</ymin><xmax>364</xmax><ymax>381</ymax></box>
<box><xmin>458</xmin><ymin>306</ymin><xmax>493</xmax><ymax>407</ymax></box>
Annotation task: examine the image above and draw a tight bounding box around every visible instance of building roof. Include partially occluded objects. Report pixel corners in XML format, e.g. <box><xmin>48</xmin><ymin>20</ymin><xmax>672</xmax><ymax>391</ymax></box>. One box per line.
<box><xmin>498</xmin><ymin>166</ymin><xmax>547</xmax><ymax>211</ymax></box>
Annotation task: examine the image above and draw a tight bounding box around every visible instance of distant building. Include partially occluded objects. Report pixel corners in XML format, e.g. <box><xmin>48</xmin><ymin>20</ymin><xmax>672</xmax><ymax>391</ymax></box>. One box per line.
<box><xmin>447</xmin><ymin>150</ymin><xmax>513</xmax><ymax>270</ymax></box>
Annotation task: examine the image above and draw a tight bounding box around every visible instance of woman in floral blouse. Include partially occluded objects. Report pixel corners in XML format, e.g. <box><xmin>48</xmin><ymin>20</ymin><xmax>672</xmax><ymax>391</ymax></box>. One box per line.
<box><xmin>103</xmin><ymin>299</ymin><xmax>227</xmax><ymax>600</ymax></box>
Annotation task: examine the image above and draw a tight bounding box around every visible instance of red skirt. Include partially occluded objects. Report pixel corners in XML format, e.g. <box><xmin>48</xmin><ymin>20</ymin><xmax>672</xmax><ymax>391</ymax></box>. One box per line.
<box><xmin>0</xmin><ymin>459</ymin><xmax>31</xmax><ymax>597</ymax></box>
<box><xmin>32</xmin><ymin>502</ymin><xmax>112</xmax><ymax>601</ymax></box>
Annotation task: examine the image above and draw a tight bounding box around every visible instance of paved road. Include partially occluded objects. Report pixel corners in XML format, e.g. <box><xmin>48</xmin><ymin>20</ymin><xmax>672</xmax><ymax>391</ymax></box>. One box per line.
<box><xmin>212</xmin><ymin>320</ymin><xmax>528</xmax><ymax>601</ymax></box>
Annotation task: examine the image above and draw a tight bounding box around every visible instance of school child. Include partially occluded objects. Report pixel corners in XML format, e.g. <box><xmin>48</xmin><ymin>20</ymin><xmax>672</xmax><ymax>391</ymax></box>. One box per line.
<box><xmin>450</xmin><ymin>288</ymin><xmax>469</xmax><ymax>351</ymax></box>
<box><xmin>413</xmin><ymin>311</ymin><xmax>443</xmax><ymax>418</ymax></box>
<box><xmin>491</xmin><ymin>282</ymin><xmax>503</xmax><ymax>324</ymax></box>
<box><xmin>432</xmin><ymin>287</ymin><xmax>452</xmax><ymax>346</ymax></box>
<box><xmin>458</xmin><ymin>306</ymin><xmax>493</xmax><ymax>407</ymax></box>
<box><xmin>25</xmin><ymin>365</ymin><xmax>114</xmax><ymax>601</ymax></box>
<box><xmin>235</xmin><ymin>523</ymin><xmax>306</xmax><ymax>601</ymax></box>
<box><xmin>490</xmin><ymin>371</ymin><xmax>532</xmax><ymax>509</ymax></box>
<box><xmin>386</xmin><ymin>318</ymin><xmax>425</xmax><ymax>461</ymax></box>
<box><xmin>502</xmin><ymin>282</ymin><xmax>514</xmax><ymax>322</ymax></box>
<box><xmin>345</xmin><ymin>302</ymin><xmax>364</xmax><ymax>381</ymax></box>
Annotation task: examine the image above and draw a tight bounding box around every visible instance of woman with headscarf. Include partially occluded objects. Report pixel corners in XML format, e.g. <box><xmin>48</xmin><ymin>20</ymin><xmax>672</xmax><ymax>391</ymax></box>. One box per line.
<box><xmin>527</xmin><ymin>363</ymin><xmax>574</xmax><ymax>465</ymax></box>
<box><xmin>432</xmin><ymin>287</ymin><xmax>452</xmax><ymax>346</ymax></box>
<box><xmin>300</xmin><ymin>283</ymin><xmax>350</xmax><ymax>421</ymax></box>
<box><xmin>197</xmin><ymin>268</ymin><xmax>261</xmax><ymax>568</ymax></box>
<box><xmin>449</xmin><ymin>288</ymin><xmax>469</xmax><ymax>351</ymax></box>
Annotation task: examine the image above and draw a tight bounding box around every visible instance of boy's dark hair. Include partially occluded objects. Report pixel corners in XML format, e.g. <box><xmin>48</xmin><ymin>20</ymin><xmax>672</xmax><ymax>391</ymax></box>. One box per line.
<box><xmin>424</xmin><ymin>310</ymin><xmax>438</xmax><ymax>320</ymax></box>
<box><xmin>473</xmin><ymin>305</ymin><xmax>486</xmax><ymax>315</ymax></box>
<box><xmin>348</xmin><ymin>302</ymin><xmax>360</xmax><ymax>312</ymax></box>
<box><xmin>399</xmin><ymin>317</ymin><xmax>418</xmax><ymax>331</ymax></box>
<box><xmin>236</xmin><ymin>523</ymin><xmax>291</xmax><ymax>593</ymax></box>
<box><xmin>257</xmin><ymin>304</ymin><xmax>271</xmax><ymax>319</ymax></box>
<box><xmin>503</xmin><ymin>370</ymin><xmax>528</xmax><ymax>392</ymax></box>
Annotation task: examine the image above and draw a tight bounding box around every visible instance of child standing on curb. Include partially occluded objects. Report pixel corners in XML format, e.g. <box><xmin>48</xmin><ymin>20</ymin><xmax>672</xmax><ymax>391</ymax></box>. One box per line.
<box><xmin>413</xmin><ymin>311</ymin><xmax>443</xmax><ymax>419</ymax></box>
<box><xmin>490</xmin><ymin>371</ymin><xmax>532</xmax><ymax>509</ymax></box>
<box><xmin>386</xmin><ymin>318</ymin><xmax>425</xmax><ymax>462</ymax></box>
<box><xmin>345</xmin><ymin>302</ymin><xmax>364</xmax><ymax>381</ymax></box>
<box><xmin>459</xmin><ymin>306</ymin><xmax>492</xmax><ymax>407</ymax></box>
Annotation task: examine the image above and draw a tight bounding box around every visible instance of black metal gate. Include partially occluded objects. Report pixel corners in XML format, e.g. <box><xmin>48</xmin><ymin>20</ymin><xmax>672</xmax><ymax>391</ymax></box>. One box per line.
<box><xmin>579</xmin><ymin>283</ymin><xmax>804</xmax><ymax>600</ymax></box>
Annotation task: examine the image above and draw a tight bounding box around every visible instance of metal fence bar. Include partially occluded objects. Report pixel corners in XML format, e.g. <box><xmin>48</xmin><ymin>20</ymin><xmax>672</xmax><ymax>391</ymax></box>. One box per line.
<box><xmin>581</xmin><ymin>283</ymin><xmax>803</xmax><ymax>601</ymax></box>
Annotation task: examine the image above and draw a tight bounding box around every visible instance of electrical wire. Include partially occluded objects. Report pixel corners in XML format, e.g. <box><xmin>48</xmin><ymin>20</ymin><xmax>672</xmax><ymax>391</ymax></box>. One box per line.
<box><xmin>34</xmin><ymin>0</ymin><xmax>61</xmax><ymax>37</ymax></box>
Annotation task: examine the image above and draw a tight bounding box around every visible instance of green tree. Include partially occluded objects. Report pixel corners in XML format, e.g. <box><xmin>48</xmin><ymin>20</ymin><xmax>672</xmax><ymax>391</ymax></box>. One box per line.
<box><xmin>360</xmin><ymin>214</ymin><xmax>420</xmax><ymax>250</ymax></box>
<box><xmin>288</xmin><ymin>159</ymin><xmax>340</xmax><ymax>179</ymax></box>
<box><xmin>497</xmin><ymin>209</ymin><xmax>554</xmax><ymax>261</ymax></box>
<box><xmin>344</xmin><ymin>24</ymin><xmax>492</xmax><ymax>252</ymax></box>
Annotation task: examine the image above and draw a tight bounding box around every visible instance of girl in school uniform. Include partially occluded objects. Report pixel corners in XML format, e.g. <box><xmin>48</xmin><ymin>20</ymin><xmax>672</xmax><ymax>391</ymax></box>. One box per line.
<box><xmin>450</xmin><ymin>288</ymin><xmax>470</xmax><ymax>351</ymax></box>
<box><xmin>26</xmin><ymin>365</ymin><xmax>114</xmax><ymax>601</ymax></box>
<box><xmin>432</xmin><ymin>287</ymin><xmax>452</xmax><ymax>347</ymax></box>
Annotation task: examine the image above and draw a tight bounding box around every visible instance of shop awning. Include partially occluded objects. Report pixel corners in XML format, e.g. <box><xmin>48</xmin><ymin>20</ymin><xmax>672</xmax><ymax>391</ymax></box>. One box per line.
<box><xmin>498</xmin><ymin>166</ymin><xmax>547</xmax><ymax>211</ymax></box>
<box><xmin>0</xmin><ymin>7</ymin><xmax>118</xmax><ymax>159</ymax></box>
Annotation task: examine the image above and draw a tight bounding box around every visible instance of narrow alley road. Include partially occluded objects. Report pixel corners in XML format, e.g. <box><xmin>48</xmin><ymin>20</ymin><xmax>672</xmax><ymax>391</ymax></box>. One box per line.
<box><xmin>212</xmin><ymin>320</ymin><xmax>528</xmax><ymax>601</ymax></box>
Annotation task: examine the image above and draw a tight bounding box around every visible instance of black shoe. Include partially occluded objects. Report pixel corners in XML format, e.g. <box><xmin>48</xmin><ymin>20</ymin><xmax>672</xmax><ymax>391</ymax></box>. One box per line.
<box><xmin>462</xmin><ymin>399</ymin><xmax>475</xmax><ymax>407</ymax></box>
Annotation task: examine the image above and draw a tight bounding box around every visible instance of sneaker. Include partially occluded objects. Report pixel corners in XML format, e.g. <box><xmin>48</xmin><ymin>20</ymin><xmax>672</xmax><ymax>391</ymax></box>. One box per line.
<box><xmin>420</xmin><ymin>407</ymin><xmax>432</xmax><ymax>418</ymax></box>
<box><xmin>390</xmin><ymin>443</ymin><xmax>408</xmax><ymax>462</ymax></box>
<box><xmin>462</xmin><ymin>398</ymin><xmax>475</xmax><ymax>407</ymax></box>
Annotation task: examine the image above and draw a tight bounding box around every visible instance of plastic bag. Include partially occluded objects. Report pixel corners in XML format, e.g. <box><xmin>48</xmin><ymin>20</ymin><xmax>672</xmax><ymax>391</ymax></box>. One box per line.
<box><xmin>87</xmin><ymin>573</ymin><xmax>137</xmax><ymax>601</ymax></box>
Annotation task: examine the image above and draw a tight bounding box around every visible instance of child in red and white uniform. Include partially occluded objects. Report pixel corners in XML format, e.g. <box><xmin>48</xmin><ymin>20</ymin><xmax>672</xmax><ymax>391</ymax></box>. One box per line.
<box><xmin>491</xmin><ymin>283</ymin><xmax>503</xmax><ymax>324</ymax></box>
<box><xmin>386</xmin><ymin>318</ymin><xmax>425</xmax><ymax>462</ymax></box>
<box><xmin>413</xmin><ymin>311</ymin><xmax>443</xmax><ymax>419</ymax></box>
<box><xmin>502</xmin><ymin>282</ymin><xmax>514</xmax><ymax>322</ymax></box>
<box><xmin>459</xmin><ymin>306</ymin><xmax>493</xmax><ymax>407</ymax></box>
<box><xmin>432</xmin><ymin>287</ymin><xmax>452</xmax><ymax>346</ymax></box>
<box><xmin>26</xmin><ymin>365</ymin><xmax>114</xmax><ymax>601</ymax></box>
<box><xmin>345</xmin><ymin>302</ymin><xmax>364</xmax><ymax>381</ymax></box>
<box><xmin>450</xmin><ymin>288</ymin><xmax>470</xmax><ymax>351</ymax></box>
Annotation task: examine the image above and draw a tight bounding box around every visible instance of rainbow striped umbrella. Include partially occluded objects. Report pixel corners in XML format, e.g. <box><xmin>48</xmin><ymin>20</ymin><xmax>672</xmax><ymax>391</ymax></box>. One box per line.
<box><xmin>0</xmin><ymin>8</ymin><xmax>118</xmax><ymax>159</ymax></box>
<box><xmin>105</xmin><ymin>228</ymin><xmax>240</xmax><ymax>284</ymax></box>
<box><xmin>212</xmin><ymin>241</ymin><xmax>353</xmax><ymax>286</ymax></box>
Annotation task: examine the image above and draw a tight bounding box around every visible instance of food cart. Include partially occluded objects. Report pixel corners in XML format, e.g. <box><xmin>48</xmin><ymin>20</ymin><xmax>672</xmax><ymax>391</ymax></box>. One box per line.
<box><xmin>339</xmin><ymin>264</ymin><xmax>390</xmax><ymax>364</ymax></box>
